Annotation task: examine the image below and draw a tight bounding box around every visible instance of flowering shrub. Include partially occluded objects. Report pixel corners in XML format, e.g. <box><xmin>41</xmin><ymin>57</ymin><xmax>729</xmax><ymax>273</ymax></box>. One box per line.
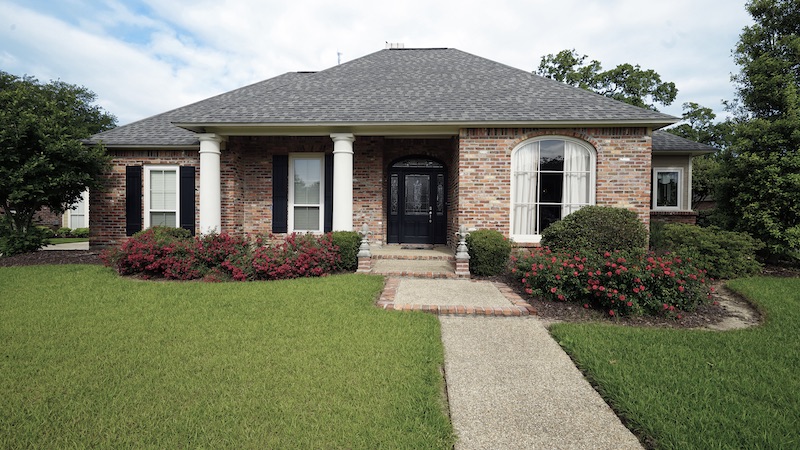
<box><xmin>251</xmin><ymin>233</ymin><xmax>339</xmax><ymax>280</ymax></box>
<box><xmin>512</xmin><ymin>247</ymin><xmax>713</xmax><ymax>316</ymax></box>
<box><xmin>102</xmin><ymin>228</ymin><xmax>341</xmax><ymax>282</ymax></box>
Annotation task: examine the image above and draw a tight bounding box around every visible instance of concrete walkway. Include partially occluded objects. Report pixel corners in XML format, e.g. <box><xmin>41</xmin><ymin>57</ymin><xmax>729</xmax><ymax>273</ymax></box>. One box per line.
<box><xmin>393</xmin><ymin>278</ymin><xmax>642</xmax><ymax>450</ymax></box>
<box><xmin>42</xmin><ymin>242</ymin><xmax>89</xmax><ymax>250</ymax></box>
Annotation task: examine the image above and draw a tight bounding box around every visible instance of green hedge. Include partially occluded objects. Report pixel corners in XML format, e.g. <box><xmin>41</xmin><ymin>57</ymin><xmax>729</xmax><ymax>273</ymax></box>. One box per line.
<box><xmin>331</xmin><ymin>231</ymin><xmax>361</xmax><ymax>272</ymax></box>
<box><xmin>466</xmin><ymin>229</ymin><xmax>511</xmax><ymax>276</ymax></box>
<box><xmin>650</xmin><ymin>223</ymin><xmax>763</xmax><ymax>279</ymax></box>
<box><xmin>541</xmin><ymin>206</ymin><xmax>648</xmax><ymax>255</ymax></box>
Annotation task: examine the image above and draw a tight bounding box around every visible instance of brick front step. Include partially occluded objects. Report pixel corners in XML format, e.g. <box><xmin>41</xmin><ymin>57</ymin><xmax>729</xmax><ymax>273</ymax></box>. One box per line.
<box><xmin>370</xmin><ymin>259</ymin><xmax>462</xmax><ymax>278</ymax></box>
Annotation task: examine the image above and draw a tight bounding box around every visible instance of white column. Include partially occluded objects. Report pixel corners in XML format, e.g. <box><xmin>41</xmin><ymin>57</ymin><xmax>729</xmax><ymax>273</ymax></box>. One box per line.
<box><xmin>330</xmin><ymin>133</ymin><xmax>355</xmax><ymax>231</ymax></box>
<box><xmin>198</xmin><ymin>133</ymin><xmax>222</xmax><ymax>234</ymax></box>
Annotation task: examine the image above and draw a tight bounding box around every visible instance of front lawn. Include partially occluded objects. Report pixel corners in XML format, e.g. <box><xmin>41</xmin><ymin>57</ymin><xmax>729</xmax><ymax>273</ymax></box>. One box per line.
<box><xmin>0</xmin><ymin>265</ymin><xmax>454</xmax><ymax>448</ymax></box>
<box><xmin>549</xmin><ymin>277</ymin><xmax>800</xmax><ymax>449</ymax></box>
<box><xmin>46</xmin><ymin>237</ymin><xmax>89</xmax><ymax>244</ymax></box>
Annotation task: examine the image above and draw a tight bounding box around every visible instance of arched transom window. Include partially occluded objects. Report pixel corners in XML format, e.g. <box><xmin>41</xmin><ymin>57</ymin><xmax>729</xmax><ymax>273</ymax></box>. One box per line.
<box><xmin>511</xmin><ymin>137</ymin><xmax>596</xmax><ymax>242</ymax></box>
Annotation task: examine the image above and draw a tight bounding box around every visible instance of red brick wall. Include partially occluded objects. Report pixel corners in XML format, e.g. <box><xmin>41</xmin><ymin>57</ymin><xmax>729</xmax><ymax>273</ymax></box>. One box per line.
<box><xmin>91</xmin><ymin>150</ymin><xmax>200</xmax><ymax>247</ymax></box>
<box><xmin>457</xmin><ymin>127</ymin><xmax>652</xmax><ymax>236</ymax></box>
<box><xmin>92</xmin><ymin>129</ymin><xmax>652</xmax><ymax>248</ymax></box>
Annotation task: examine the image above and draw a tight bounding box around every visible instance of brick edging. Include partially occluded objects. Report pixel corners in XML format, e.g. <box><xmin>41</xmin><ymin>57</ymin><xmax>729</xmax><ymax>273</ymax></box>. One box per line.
<box><xmin>375</xmin><ymin>277</ymin><xmax>537</xmax><ymax>317</ymax></box>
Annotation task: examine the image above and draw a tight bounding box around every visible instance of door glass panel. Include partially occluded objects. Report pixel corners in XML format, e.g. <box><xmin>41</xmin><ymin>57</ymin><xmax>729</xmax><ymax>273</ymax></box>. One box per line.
<box><xmin>390</xmin><ymin>174</ymin><xmax>399</xmax><ymax>215</ymax></box>
<box><xmin>436</xmin><ymin>174</ymin><xmax>444</xmax><ymax>215</ymax></box>
<box><xmin>404</xmin><ymin>174</ymin><xmax>430</xmax><ymax>215</ymax></box>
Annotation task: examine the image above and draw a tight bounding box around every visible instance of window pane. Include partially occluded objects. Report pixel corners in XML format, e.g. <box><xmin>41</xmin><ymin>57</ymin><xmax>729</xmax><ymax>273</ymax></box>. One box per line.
<box><xmin>151</xmin><ymin>170</ymin><xmax>176</xmax><ymax>210</ymax></box>
<box><xmin>657</xmin><ymin>171</ymin><xmax>679</xmax><ymax>207</ymax></box>
<box><xmin>539</xmin><ymin>173</ymin><xmax>563</xmax><ymax>203</ymax></box>
<box><xmin>513</xmin><ymin>204</ymin><xmax>536</xmax><ymax>235</ymax></box>
<box><xmin>293</xmin><ymin>159</ymin><xmax>321</xmax><ymax>204</ymax></box>
<box><xmin>294</xmin><ymin>207</ymin><xmax>320</xmax><ymax>230</ymax></box>
<box><xmin>151</xmin><ymin>212</ymin><xmax>176</xmax><ymax>227</ymax></box>
<box><xmin>539</xmin><ymin>140</ymin><xmax>564</xmax><ymax>171</ymax></box>
<box><xmin>538</xmin><ymin>205</ymin><xmax>561</xmax><ymax>232</ymax></box>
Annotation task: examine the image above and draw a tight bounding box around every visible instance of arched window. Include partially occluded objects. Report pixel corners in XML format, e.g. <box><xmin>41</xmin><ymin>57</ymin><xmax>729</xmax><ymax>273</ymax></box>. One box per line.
<box><xmin>511</xmin><ymin>137</ymin><xmax>596</xmax><ymax>242</ymax></box>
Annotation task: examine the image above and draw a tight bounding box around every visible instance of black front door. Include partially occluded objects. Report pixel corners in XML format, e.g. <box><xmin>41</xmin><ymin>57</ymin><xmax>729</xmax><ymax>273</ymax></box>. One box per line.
<box><xmin>388</xmin><ymin>159</ymin><xmax>447</xmax><ymax>245</ymax></box>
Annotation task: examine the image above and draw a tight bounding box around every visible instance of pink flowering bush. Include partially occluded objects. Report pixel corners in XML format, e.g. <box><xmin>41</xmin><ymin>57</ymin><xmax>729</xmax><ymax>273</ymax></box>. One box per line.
<box><xmin>102</xmin><ymin>227</ymin><xmax>342</xmax><ymax>281</ymax></box>
<box><xmin>512</xmin><ymin>247</ymin><xmax>713</xmax><ymax>316</ymax></box>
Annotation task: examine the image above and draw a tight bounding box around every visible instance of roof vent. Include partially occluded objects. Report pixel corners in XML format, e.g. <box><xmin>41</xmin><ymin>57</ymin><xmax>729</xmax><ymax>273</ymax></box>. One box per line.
<box><xmin>385</xmin><ymin>42</ymin><xmax>405</xmax><ymax>49</ymax></box>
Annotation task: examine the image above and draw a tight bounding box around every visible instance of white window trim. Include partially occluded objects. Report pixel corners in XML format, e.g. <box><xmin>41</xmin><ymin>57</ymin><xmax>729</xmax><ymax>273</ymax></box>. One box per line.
<box><xmin>510</xmin><ymin>136</ymin><xmax>596</xmax><ymax>244</ymax></box>
<box><xmin>143</xmin><ymin>165</ymin><xmax>180</xmax><ymax>229</ymax></box>
<box><xmin>288</xmin><ymin>153</ymin><xmax>325</xmax><ymax>233</ymax></box>
<box><xmin>652</xmin><ymin>167</ymin><xmax>684</xmax><ymax>211</ymax></box>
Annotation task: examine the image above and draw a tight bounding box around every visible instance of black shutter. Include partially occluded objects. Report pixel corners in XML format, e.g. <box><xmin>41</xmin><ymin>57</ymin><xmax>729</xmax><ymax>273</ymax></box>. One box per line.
<box><xmin>324</xmin><ymin>153</ymin><xmax>334</xmax><ymax>232</ymax></box>
<box><xmin>272</xmin><ymin>155</ymin><xmax>288</xmax><ymax>233</ymax></box>
<box><xmin>125</xmin><ymin>166</ymin><xmax>142</xmax><ymax>236</ymax></box>
<box><xmin>180</xmin><ymin>166</ymin><xmax>196</xmax><ymax>235</ymax></box>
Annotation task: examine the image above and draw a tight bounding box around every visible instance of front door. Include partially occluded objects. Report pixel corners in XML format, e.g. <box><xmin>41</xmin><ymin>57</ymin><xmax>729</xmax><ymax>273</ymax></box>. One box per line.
<box><xmin>388</xmin><ymin>158</ymin><xmax>447</xmax><ymax>245</ymax></box>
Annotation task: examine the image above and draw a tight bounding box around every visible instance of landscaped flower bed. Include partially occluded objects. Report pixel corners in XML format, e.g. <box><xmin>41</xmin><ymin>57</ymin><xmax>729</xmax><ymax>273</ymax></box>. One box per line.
<box><xmin>101</xmin><ymin>227</ymin><xmax>350</xmax><ymax>281</ymax></box>
<box><xmin>512</xmin><ymin>248</ymin><xmax>713</xmax><ymax>317</ymax></box>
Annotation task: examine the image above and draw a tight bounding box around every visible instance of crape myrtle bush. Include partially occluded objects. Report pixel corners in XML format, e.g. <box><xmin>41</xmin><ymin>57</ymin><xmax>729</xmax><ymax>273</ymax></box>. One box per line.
<box><xmin>650</xmin><ymin>222</ymin><xmax>763</xmax><ymax>279</ymax></box>
<box><xmin>101</xmin><ymin>227</ymin><xmax>346</xmax><ymax>281</ymax></box>
<box><xmin>466</xmin><ymin>229</ymin><xmax>512</xmax><ymax>276</ymax></box>
<box><xmin>541</xmin><ymin>206</ymin><xmax>648</xmax><ymax>255</ymax></box>
<box><xmin>512</xmin><ymin>247</ymin><xmax>713</xmax><ymax>317</ymax></box>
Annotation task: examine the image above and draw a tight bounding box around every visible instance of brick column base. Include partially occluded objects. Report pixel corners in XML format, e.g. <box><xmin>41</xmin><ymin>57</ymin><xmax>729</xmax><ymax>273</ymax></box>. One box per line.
<box><xmin>454</xmin><ymin>259</ymin><xmax>470</xmax><ymax>278</ymax></box>
<box><xmin>357</xmin><ymin>256</ymin><xmax>372</xmax><ymax>273</ymax></box>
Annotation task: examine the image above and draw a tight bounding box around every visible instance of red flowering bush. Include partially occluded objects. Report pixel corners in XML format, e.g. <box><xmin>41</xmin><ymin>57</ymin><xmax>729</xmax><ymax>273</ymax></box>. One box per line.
<box><xmin>251</xmin><ymin>233</ymin><xmax>339</xmax><ymax>280</ymax></box>
<box><xmin>512</xmin><ymin>247</ymin><xmax>713</xmax><ymax>316</ymax></box>
<box><xmin>103</xmin><ymin>228</ymin><xmax>341</xmax><ymax>282</ymax></box>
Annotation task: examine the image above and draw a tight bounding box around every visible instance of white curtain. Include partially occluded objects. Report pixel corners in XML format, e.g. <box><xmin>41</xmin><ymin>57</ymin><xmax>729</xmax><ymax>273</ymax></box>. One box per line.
<box><xmin>562</xmin><ymin>142</ymin><xmax>589</xmax><ymax>217</ymax></box>
<box><xmin>513</xmin><ymin>143</ymin><xmax>538</xmax><ymax>236</ymax></box>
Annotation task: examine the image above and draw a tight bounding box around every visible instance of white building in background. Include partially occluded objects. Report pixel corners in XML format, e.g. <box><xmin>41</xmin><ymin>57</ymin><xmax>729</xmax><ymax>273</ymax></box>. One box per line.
<box><xmin>63</xmin><ymin>190</ymin><xmax>89</xmax><ymax>229</ymax></box>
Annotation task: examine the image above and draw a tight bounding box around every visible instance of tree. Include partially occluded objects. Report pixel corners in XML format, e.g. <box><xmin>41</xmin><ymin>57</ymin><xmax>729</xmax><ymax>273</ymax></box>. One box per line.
<box><xmin>0</xmin><ymin>71</ymin><xmax>116</xmax><ymax>255</ymax></box>
<box><xmin>666</xmin><ymin>102</ymin><xmax>734</xmax><ymax>207</ymax></box>
<box><xmin>716</xmin><ymin>0</ymin><xmax>800</xmax><ymax>261</ymax></box>
<box><xmin>536</xmin><ymin>49</ymin><xmax>678</xmax><ymax>111</ymax></box>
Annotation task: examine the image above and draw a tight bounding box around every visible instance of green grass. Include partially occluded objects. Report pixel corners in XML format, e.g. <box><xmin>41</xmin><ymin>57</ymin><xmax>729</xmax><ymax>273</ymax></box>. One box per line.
<box><xmin>549</xmin><ymin>277</ymin><xmax>800</xmax><ymax>449</ymax></box>
<box><xmin>46</xmin><ymin>237</ymin><xmax>89</xmax><ymax>244</ymax></box>
<box><xmin>0</xmin><ymin>266</ymin><xmax>454</xmax><ymax>448</ymax></box>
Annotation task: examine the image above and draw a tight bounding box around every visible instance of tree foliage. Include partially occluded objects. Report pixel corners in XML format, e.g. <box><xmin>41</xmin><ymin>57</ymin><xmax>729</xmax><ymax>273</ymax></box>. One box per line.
<box><xmin>0</xmin><ymin>71</ymin><xmax>116</xmax><ymax>255</ymax></box>
<box><xmin>665</xmin><ymin>102</ymin><xmax>734</xmax><ymax>207</ymax></box>
<box><xmin>717</xmin><ymin>0</ymin><xmax>800</xmax><ymax>260</ymax></box>
<box><xmin>536</xmin><ymin>49</ymin><xmax>678</xmax><ymax>111</ymax></box>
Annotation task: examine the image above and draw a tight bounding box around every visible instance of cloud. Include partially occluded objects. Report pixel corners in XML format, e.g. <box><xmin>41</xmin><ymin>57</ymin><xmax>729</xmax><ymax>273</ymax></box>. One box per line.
<box><xmin>1</xmin><ymin>0</ymin><xmax>752</xmax><ymax>124</ymax></box>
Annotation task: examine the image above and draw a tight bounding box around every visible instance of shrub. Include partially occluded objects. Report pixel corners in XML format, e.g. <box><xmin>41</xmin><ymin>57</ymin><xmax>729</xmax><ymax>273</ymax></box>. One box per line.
<box><xmin>36</xmin><ymin>226</ymin><xmax>55</xmax><ymax>239</ymax></box>
<box><xmin>513</xmin><ymin>247</ymin><xmax>712</xmax><ymax>316</ymax></box>
<box><xmin>331</xmin><ymin>231</ymin><xmax>361</xmax><ymax>272</ymax></box>
<box><xmin>109</xmin><ymin>227</ymin><xmax>198</xmax><ymax>279</ymax></box>
<box><xmin>72</xmin><ymin>228</ymin><xmax>90</xmax><ymax>238</ymax></box>
<box><xmin>251</xmin><ymin>233</ymin><xmax>340</xmax><ymax>280</ymax></box>
<box><xmin>0</xmin><ymin>224</ymin><xmax>49</xmax><ymax>256</ymax></box>
<box><xmin>56</xmin><ymin>227</ymin><xmax>73</xmax><ymax>238</ymax></box>
<box><xmin>650</xmin><ymin>223</ymin><xmax>763</xmax><ymax>279</ymax></box>
<box><xmin>541</xmin><ymin>206</ymin><xmax>648</xmax><ymax>255</ymax></box>
<box><xmin>466</xmin><ymin>229</ymin><xmax>512</xmax><ymax>276</ymax></box>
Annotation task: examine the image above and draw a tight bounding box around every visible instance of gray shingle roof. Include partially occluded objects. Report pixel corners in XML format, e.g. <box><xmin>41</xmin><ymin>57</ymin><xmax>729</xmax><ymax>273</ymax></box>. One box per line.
<box><xmin>88</xmin><ymin>48</ymin><xmax>678</xmax><ymax>146</ymax></box>
<box><xmin>652</xmin><ymin>130</ymin><xmax>717</xmax><ymax>154</ymax></box>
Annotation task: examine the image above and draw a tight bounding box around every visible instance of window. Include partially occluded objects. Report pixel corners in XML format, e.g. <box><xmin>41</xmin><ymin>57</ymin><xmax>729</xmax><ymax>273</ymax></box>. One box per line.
<box><xmin>144</xmin><ymin>166</ymin><xmax>179</xmax><ymax>228</ymax></box>
<box><xmin>653</xmin><ymin>168</ymin><xmax>683</xmax><ymax>210</ymax></box>
<box><xmin>511</xmin><ymin>137</ymin><xmax>595</xmax><ymax>242</ymax></box>
<box><xmin>289</xmin><ymin>154</ymin><xmax>324</xmax><ymax>232</ymax></box>
<box><xmin>68</xmin><ymin>190</ymin><xmax>89</xmax><ymax>229</ymax></box>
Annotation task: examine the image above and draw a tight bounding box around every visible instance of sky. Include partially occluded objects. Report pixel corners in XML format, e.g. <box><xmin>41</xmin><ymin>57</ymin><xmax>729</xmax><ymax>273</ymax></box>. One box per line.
<box><xmin>1</xmin><ymin>0</ymin><xmax>752</xmax><ymax>126</ymax></box>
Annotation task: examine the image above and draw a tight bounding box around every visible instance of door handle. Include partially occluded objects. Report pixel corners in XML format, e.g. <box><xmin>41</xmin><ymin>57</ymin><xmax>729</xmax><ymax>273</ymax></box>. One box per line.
<box><xmin>429</xmin><ymin>206</ymin><xmax>433</xmax><ymax>224</ymax></box>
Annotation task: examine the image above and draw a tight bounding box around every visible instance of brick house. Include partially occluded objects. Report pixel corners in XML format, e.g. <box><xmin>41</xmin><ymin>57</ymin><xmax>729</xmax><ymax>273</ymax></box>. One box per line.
<box><xmin>86</xmin><ymin>47</ymin><xmax>714</xmax><ymax>250</ymax></box>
